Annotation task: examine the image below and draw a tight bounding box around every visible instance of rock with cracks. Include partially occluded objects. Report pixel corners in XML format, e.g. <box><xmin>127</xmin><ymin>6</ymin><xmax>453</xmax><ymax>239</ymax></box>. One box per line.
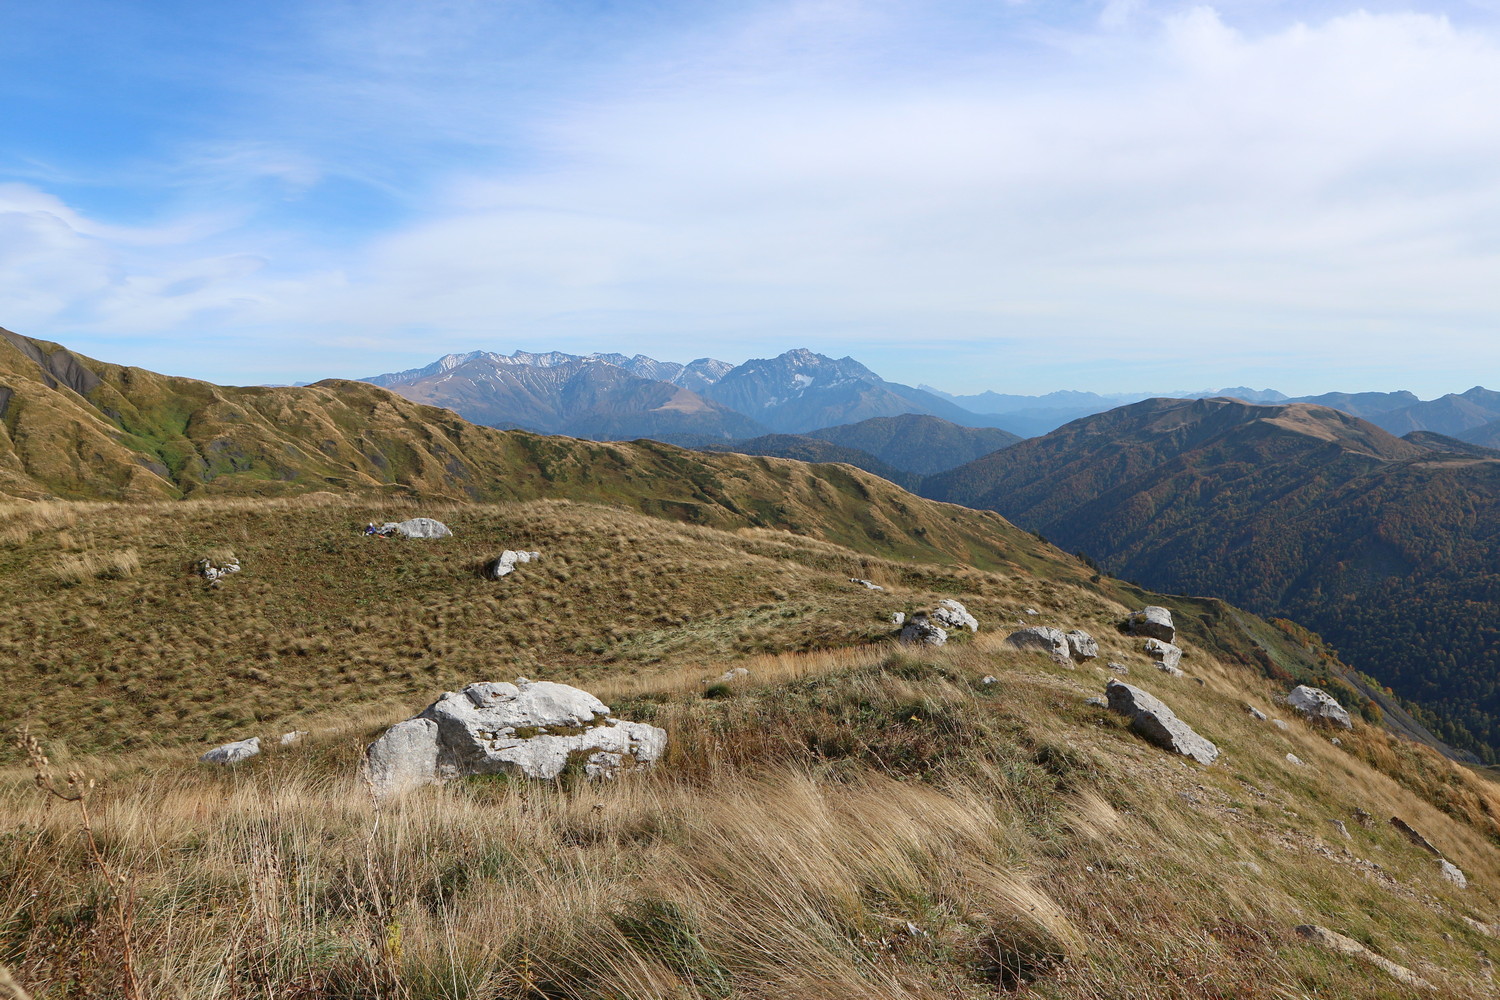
<box><xmin>489</xmin><ymin>549</ymin><xmax>541</xmax><ymax>578</ymax></box>
<box><xmin>365</xmin><ymin>679</ymin><xmax>667</xmax><ymax>798</ymax></box>
<box><xmin>379</xmin><ymin>518</ymin><xmax>452</xmax><ymax>539</ymax></box>
<box><xmin>932</xmin><ymin>599</ymin><xmax>978</xmax><ymax>632</ymax></box>
<box><xmin>1287</xmin><ymin>685</ymin><xmax>1353</xmax><ymax>729</ymax></box>
<box><xmin>1106</xmin><ymin>680</ymin><xmax>1219</xmax><ymax>765</ymax></box>
<box><xmin>1064</xmin><ymin>629</ymin><xmax>1098</xmax><ymax>663</ymax></box>
<box><xmin>1143</xmin><ymin>638</ymin><xmax>1183</xmax><ymax>675</ymax></box>
<box><xmin>201</xmin><ymin>737</ymin><xmax>260</xmax><ymax>764</ymax></box>
<box><xmin>1006</xmin><ymin>626</ymin><xmax>1071</xmax><ymax>666</ymax></box>
<box><xmin>1124</xmin><ymin>606</ymin><xmax>1175</xmax><ymax>643</ymax></box>
<box><xmin>899</xmin><ymin>613</ymin><xmax>948</xmax><ymax>647</ymax></box>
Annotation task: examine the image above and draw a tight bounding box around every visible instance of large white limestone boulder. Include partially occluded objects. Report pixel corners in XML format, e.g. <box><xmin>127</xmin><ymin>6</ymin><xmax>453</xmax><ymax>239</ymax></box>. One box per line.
<box><xmin>1106</xmin><ymin>681</ymin><xmax>1219</xmax><ymax>765</ymax></box>
<box><xmin>380</xmin><ymin>518</ymin><xmax>452</xmax><ymax>539</ymax></box>
<box><xmin>365</xmin><ymin>679</ymin><xmax>666</xmax><ymax>797</ymax></box>
<box><xmin>489</xmin><ymin>550</ymin><xmax>541</xmax><ymax>578</ymax></box>
<box><xmin>931</xmin><ymin>599</ymin><xmax>979</xmax><ymax>632</ymax></box>
<box><xmin>1124</xmin><ymin>606</ymin><xmax>1175</xmax><ymax>643</ymax></box>
<box><xmin>200</xmin><ymin>736</ymin><xmax>260</xmax><ymax>764</ymax></box>
<box><xmin>1006</xmin><ymin>626</ymin><xmax>1071</xmax><ymax>666</ymax></box>
<box><xmin>1286</xmin><ymin>685</ymin><xmax>1353</xmax><ymax>729</ymax></box>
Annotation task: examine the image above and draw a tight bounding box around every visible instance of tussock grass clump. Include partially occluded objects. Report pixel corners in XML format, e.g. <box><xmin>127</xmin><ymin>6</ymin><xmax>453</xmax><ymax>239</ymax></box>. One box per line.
<box><xmin>44</xmin><ymin>547</ymin><xmax>141</xmax><ymax>584</ymax></box>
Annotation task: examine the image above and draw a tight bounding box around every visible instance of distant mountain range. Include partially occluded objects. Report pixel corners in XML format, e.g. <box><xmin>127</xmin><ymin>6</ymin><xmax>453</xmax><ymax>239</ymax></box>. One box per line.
<box><xmin>927</xmin><ymin>382</ymin><xmax>1500</xmax><ymax>440</ymax></box>
<box><xmin>361</xmin><ymin>347</ymin><xmax>1019</xmax><ymax>444</ymax></box>
<box><xmin>922</xmin><ymin>396</ymin><xmax>1500</xmax><ymax>760</ymax></box>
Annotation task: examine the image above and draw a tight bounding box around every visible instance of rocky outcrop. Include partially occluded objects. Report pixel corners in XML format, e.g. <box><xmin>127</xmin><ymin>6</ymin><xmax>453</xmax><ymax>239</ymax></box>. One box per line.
<box><xmin>1005</xmin><ymin>626</ymin><xmax>1071</xmax><ymax>665</ymax></box>
<box><xmin>1440</xmin><ymin>860</ymin><xmax>1467</xmax><ymax>888</ymax></box>
<box><xmin>1143</xmin><ymin>638</ymin><xmax>1183</xmax><ymax>675</ymax></box>
<box><xmin>196</xmin><ymin>555</ymin><xmax>240</xmax><ymax>588</ymax></box>
<box><xmin>489</xmin><ymin>549</ymin><xmax>541</xmax><ymax>578</ymax></box>
<box><xmin>932</xmin><ymin>599</ymin><xmax>978</xmax><ymax>632</ymax></box>
<box><xmin>1390</xmin><ymin>817</ymin><xmax>1442</xmax><ymax>857</ymax></box>
<box><xmin>365</xmin><ymin>679</ymin><xmax>667</xmax><ymax>797</ymax></box>
<box><xmin>1064</xmin><ymin>629</ymin><xmax>1098</xmax><ymax>662</ymax></box>
<box><xmin>1294</xmin><ymin>925</ymin><xmax>1433</xmax><ymax>989</ymax></box>
<box><xmin>1124</xmin><ymin>606</ymin><xmax>1175</xmax><ymax>643</ymax></box>
<box><xmin>849</xmin><ymin>578</ymin><xmax>884</xmax><ymax>591</ymax></box>
<box><xmin>201</xmin><ymin>737</ymin><xmax>260</xmax><ymax>764</ymax></box>
<box><xmin>1105</xmin><ymin>681</ymin><xmax>1219</xmax><ymax>765</ymax></box>
<box><xmin>898</xmin><ymin>614</ymin><xmax>948</xmax><ymax>647</ymax></box>
<box><xmin>379</xmin><ymin>517</ymin><xmax>452</xmax><ymax>539</ymax></box>
<box><xmin>1287</xmin><ymin>685</ymin><xmax>1353</xmax><ymax>729</ymax></box>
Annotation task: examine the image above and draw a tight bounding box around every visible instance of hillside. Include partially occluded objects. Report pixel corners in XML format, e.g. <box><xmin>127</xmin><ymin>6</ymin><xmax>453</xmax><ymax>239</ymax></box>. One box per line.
<box><xmin>924</xmin><ymin>396</ymin><xmax>1500</xmax><ymax>760</ymax></box>
<box><xmin>697</xmin><ymin>433</ymin><xmax>921</xmax><ymax>490</ymax></box>
<box><xmin>7</xmin><ymin>492</ymin><xmax>1500</xmax><ymax>997</ymax></box>
<box><xmin>805</xmin><ymin>413</ymin><xmax>1022</xmax><ymax>475</ymax></box>
<box><xmin>0</xmin><ymin>328</ymin><xmax>1045</xmax><ymax>570</ymax></box>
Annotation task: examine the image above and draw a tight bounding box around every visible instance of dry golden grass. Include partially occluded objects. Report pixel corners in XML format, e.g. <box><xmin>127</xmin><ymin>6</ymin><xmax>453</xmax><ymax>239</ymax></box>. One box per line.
<box><xmin>5</xmin><ymin>494</ymin><xmax>1500</xmax><ymax>998</ymax></box>
<box><xmin>6</xmin><ymin>634</ymin><xmax>1500</xmax><ymax>999</ymax></box>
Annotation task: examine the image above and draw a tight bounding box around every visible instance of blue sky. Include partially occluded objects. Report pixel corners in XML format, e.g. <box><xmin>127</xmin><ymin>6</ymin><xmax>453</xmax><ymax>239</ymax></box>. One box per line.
<box><xmin>3</xmin><ymin>0</ymin><xmax>1500</xmax><ymax>395</ymax></box>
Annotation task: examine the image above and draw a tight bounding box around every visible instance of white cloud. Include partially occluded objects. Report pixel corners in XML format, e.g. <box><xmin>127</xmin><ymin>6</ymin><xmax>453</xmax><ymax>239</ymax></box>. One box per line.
<box><xmin>7</xmin><ymin>4</ymin><xmax>1500</xmax><ymax>394</ymax></box>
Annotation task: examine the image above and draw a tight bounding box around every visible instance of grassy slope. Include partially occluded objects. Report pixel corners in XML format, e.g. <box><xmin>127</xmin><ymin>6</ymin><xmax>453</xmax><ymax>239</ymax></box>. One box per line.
<box><xmin>0</xmin><ymin>328</ymin><xmax>1031</xmax><ymax>573</ymax></box>
<box><xmin>5</xmin><ymin>499</ymin><xmax>1500</xmax><ymax>997</ymax></box>
<box><xmin>924</xmin><ymin>396</ymin><xmax>1500</xmax><ymax>761</ymax></box>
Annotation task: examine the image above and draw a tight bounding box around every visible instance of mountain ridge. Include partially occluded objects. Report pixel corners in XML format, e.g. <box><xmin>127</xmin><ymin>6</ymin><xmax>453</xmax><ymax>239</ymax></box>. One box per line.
<box><xmin>923</xmin><ymin>395</ymin><xmax>1500</xmax><ymax>759</ymax></box>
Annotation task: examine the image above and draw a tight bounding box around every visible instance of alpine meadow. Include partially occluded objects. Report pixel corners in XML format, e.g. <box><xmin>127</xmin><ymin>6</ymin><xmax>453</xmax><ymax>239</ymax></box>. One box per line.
<box><xmin>8</xmin><ymin>3</ymin><xmax>1500</xmax><ymax>998</ymax></box>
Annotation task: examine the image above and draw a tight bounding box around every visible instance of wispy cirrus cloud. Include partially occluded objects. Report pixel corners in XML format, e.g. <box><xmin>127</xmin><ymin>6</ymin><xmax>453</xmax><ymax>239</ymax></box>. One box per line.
<box><xmin>3</xmin><ymin>2</ymin><xmax>1500</xmax><ymax>393</ymax></box>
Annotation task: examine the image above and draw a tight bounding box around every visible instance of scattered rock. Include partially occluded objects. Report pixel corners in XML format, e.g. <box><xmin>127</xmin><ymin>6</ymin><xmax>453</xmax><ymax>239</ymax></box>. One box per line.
<box><xmin>1330</xmin><ymin>737</ymin><xmax>1342</xmax><ymax>747</ymax></box>
<box><xmin>1294</xmin><ymin>924</ymin><xmax>1433</xmax><ymax>989</ymax></box>
<box><xmin>1064</xmin><ymin>629</ymin><xmax>1098</xmax><ymax>662</ymax></box>
<box><xmin>1271</xmin><ymin>719</ymin><xmax>1289</xmax><ymax>731</ymax></box>
<box><xmin>891</xmin><ymin>612</ymin><xmax>906</xmax><ymax>626</ymax></box>
<box><xmin>1353</xmin><ymin>807</ymin><xmax>1373</xmax><ymax>828</ymax></box>
<box><xmin>201</xmin><ymin>737</ymin><xmax>260</xmax><ymax>764</ymax></box>
<box><xmin>196</xmin><ymin>555</ymin><xmax>240</xmax><ymax>588</ymax></box>
<box><xmin>1193</xmin><ymin>677</ymin><xmax>1206</xmax><ymax>686</ymax></box>
<box><xmin>489</xmin><ymin>549</ymin><xmax>541</xmax><ymax>578</ymax></box>
<box><xmin>1105</xmin><ymin>680</ymin><xmax>1219</xmax><ymax>765</ymax></box>
<box><xmin>1085</xmin><ymin>695</ymin><xmax>1108</xmax><ymax>708</ymax></box>
<box><xmin>980</xmin><ymin>675</ymin><xmax>997</xmax><ymax>686</ymax></box>
<box><xmin>849</xmin><ymin>578</ymin><xmax>884</xmax><ymax>591</ymax></box>
<box><xmin>1462</xmin><ymin>916</ymin><xmax>1499</xmax><ymax>937</ymax></box>
<box><xmin>279</xmin><ymin>730</ymin><xmax>308</xmax><ymax>746</ymax></box>
<box><xmin>1286</xmin><ymin>685</ymin><xmax>1354</xmax><ymax>729</ymax></box>
<box><xmin>1107</xmin><ymin>662</ymin><xmax>1129</xmax><ymax>674</ymax></box>
<box><xmin>379</xmin><ymin>518</ymin><xmax>452</xmax><ymax>539</ymax></box>
<box><xmin>1391</xmin><ymin>817</ymin><xmax>1443</xmax><ymax>857</ymax></box>
<box><xmin>1285</xmin><ymin>753</ymin><xmax>1305</xmax><ymax>766</ymax></box>
<box><xmin>898</xmin><ymin>613</ymin><xmax>948</xmax><ymax>647</ymax></box>
<box><xmin>1246</xmin><ymin>705</ymin><xmax>1268</xmax><ymax>721</ymax></box>
<box><xmin>1024</xmin><ymin>608</ymin><xmax>1039</xmax><ymax>616</ymax></box>
<box><xmin>365</xmin><ymin>679</ymin><xmax>667</xmax><ymax>797</ymax></box>
<box><xmin>1441</xmin><ymin>860</ymin><xmax>1468</xmax><ymax>888</ymax></box>
<box><xmin>1143</xmin><ymin>638</ymin><xmax>1183</xmax><ymax>674</ymax></box>
<box><xmin>716</xmin><ymin>667</ymin><xmax>750</xmax><ymax>683</ymax></box>
<box><xmin>1124</xmin><ymin>605</ymin><xmax>1175</xmax><ymax>643</ymax></box>
<box><xmin>1005</xmin><ymin>626</ymin><xmax>1072</xmax><ymax>666</ymax></box>
<box><xmin>1331</xmin><ymin>819</ymin><xmax>1351</xmax><ymax>839</ymax></box>
<box><xmin>932</xmin><ymin>599</ymin><xmax>979</xmax><ymax>632</ymax></box>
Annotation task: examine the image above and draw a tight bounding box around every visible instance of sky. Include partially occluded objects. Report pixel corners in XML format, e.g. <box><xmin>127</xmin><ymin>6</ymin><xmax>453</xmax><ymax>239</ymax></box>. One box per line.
<box><xmin>3</xmin><ymin>0</ymin><xmax>1500</xmax><ymax>396</ymax></box>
